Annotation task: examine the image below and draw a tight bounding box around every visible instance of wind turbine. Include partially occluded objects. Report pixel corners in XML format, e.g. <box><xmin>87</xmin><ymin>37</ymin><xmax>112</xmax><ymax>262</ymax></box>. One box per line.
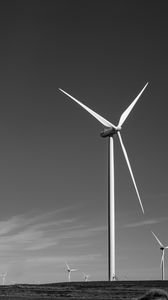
<box><xmin>0</xmin><ymin>272</ymin><xmax>7</xmax><ymax>285</ymax></box>
<box><xmin>59</xmin><ymin>83</ymin><xmax>148</xmax><ymax>281</ymax></box>
<box><xmin>151</xmin><ymin>231</ymin><xmax>168</xmax><ymax>280</ymax></box>
<box><xmin>65</xmin><ymin>262</ymin><xmax>78</xmax><ymax>282</ymax></box>
<box><xmin>83</xmin><ymin>273</ymin><xmax>90</xmax><ymax>282</ymax></box>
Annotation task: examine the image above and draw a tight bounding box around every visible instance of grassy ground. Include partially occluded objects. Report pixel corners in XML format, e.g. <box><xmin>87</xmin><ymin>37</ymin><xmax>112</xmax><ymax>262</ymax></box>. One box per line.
<box><xmin>0</xmin><ymin>281</ymin><xmax>167</xmax><ymax>299</ymax></box>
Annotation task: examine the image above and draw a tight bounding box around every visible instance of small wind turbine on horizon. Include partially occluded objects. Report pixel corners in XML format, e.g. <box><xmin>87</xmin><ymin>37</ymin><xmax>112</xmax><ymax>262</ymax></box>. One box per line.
<box><xmin>59</xmin><ymin>83</ymin><xmax>148</xmax><ymax>281</ymax></box>
<box><xmin>0</xmin><ymin>272</ymin><xmax>7</xmax><ymax>285</ymax></box>
<box><xmin>151</xmin><ymin>231</ymin><xmax>168</xmax><ymax>280</ymax></box>
<box><xmin>65</xmin><ymin>262</ymin><xmax>78</xmax><ymax>282</ymax></box>
<box><xmin>83</xmin><ymin>273</ymin><xmax>90</xmax><ymax>282</ymax></box>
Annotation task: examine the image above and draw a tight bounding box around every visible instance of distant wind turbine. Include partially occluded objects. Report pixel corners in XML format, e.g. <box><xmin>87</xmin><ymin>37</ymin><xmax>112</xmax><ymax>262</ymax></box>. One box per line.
<box><xmin>59</xmin><ymin>83</ymin><xmax>148</xmax><ymax>281</ymax></box>
<box><xmin>65</xmin><ymin>262</ymin><xmax>78</xmax><ymax>282</ymax></box>
<box><xmin>151</xmin><ymin>231</ymin><xmax>168</xmax><ymax>280</ymax></box>
<box><xmin>83</xmin><ymin>273</ymin><xmax>90</xmax><ymax>282</ymax></box>
<box><xmin>0</xmin><ymin>272</ymin><xmax>7</xmax><ymax>285</ymax></box>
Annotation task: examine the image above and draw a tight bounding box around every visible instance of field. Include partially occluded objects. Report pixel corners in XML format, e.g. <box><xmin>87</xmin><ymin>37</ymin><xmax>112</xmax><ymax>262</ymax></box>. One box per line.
<box><xmin>0</xmin><ymin>281</ymin><xmax>167</xmax><ymax>299</ymax></box>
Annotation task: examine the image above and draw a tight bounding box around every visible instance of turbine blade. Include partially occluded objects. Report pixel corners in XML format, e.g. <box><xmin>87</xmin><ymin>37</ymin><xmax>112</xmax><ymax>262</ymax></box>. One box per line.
<box><xmin>118</xmin><ymin>83</ymin><xmax>148</xmax><ymax>127</ymax></box>
<box><xmin>117</xmin><ymin>131</ymin><xmax>144</xmax><ymax>214</ymax></box>
<box><xmin>59</xmin><ymin>88</ymin><xmax>117</xmax><ymax>128</ymax></box>
<box><xmin>71</xmin><ymin>269</ymin><xmax>78</xmax><ymax>272</ymax></box>
<box><xmin>151</xmin><ymin>231</ymin><xmax>164</xmax><ymax>247</ymax></box>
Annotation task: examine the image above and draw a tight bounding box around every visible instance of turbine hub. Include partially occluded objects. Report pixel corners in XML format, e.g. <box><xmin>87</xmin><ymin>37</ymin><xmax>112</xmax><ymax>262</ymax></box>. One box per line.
<box><xmin>160</xmin><ymin>247</ymin><xmax>164</xmax><ymax>251</ymax></box>
<box><xmin>100</xmin><ymin>127</ymin><xmax>120</xmax><ymax>138</ymax></box>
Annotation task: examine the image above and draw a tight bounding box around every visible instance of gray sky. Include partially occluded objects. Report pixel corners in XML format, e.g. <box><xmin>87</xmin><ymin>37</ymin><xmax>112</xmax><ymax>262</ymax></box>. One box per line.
<box><xmin>0</xmin><ymin>0</ymin><xmax>168</xmax><ymax>283</ymax></box>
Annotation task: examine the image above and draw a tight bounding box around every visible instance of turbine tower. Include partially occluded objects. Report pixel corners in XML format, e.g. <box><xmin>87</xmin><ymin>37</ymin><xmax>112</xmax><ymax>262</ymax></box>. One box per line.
<box><xmin>59</xmin><ymin>83</ymin><xmax>148</xmax><ymax>281</ymax></box>
<box><xmin>151</xmin><ymin>231</ymin><xmax>168</xmax><ymax>280</ymax></box>
<box><xmin>0</xmin><ymin>272</ymin><xmax>7</xmax><ymax>285</ymax></box>
<box><xmin>65</xmin><ymin>262</ymin><xmax>78</xmax><ymax>282</ymax></box>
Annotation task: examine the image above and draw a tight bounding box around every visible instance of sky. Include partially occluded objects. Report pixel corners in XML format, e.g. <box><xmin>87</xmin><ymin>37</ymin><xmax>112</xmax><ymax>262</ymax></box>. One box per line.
<box><xmin>0</xmin><ymin>0</ymin><xmax>168</xmax><ymax>283</ymax></box>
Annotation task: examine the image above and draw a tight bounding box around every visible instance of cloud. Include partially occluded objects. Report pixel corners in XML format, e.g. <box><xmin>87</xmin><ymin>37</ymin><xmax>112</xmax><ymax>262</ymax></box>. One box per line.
<box><xmin>27</xmin><ymin>253</ymin><xmax>101</xmax><ymax>266</ymax></box>
<box><xmin>0</xmin><ymin>206</ymin><xmax>77</xmax><ymax>237</ymax></box>
<box><xmin>54</xmin><ymin>225</ymin><xmax>106</xmax><ymax>240</ymax></box>
<box><xmin>0</xmin><ymin>207</ymin><xmax>107</xmax><ymax>283</ymax></box>
<box><xmin>0</xmin><ymin>206</ymin><xmax>106</xmax><ymax>284</ymax></box>
<box><xmin>0</xmin><ymin>208</ymin><xmax>105</xmax><ymax>259</ymax></box>
<box><xmin>124</xmin><ymin>217</ymin><xmax>168</xmax><ymax>228</ymax></box>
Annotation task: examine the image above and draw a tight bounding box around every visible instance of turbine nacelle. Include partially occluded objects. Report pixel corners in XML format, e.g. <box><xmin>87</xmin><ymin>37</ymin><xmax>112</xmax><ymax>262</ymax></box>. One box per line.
<box><xmin>100</xmin><ymin>126</ymin><xmax>121</xmax><ymax>138</ymax></box>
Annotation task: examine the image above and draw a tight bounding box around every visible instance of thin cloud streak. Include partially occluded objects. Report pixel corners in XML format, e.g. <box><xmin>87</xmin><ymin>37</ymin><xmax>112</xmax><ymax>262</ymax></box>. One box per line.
<box><xmin>0</xmin><ymin>210</ymin><xmax>105</xmax><ymax>256</ymax></box>
<box><xmin>124</xmin><ymin>217</ymin><xmax>168</xmax><ymax>228</ymax></box>
<box><xmin>27</xmin><ymin>253</ymin><xmax>102</xmax><ymax>265</ymax></box>
<box><xmin>0</xmin><ymin>206</ymin><xmax>78</xmax><ymax>236</ymax></box>
<box><xmin>0</xmin><ymin>209</ymin><xmax>105</xmax><ymax>282</ymax></box>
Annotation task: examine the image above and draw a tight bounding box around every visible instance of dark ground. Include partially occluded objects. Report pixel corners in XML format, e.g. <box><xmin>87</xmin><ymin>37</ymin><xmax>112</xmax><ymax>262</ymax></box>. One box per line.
<box><xmin>0</xmin><ymin>281</ymin><xmax>167</xmax><ymax>299</ymax></box>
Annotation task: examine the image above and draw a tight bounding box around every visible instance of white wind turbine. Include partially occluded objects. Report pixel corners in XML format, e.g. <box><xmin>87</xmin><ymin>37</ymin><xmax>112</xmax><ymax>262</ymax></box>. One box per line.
<box><xmin>151</xmin><ymin>231</ymin><xmax>168</xmax><ymax>280</ymax></box>
<box><xmin>0</xmin><ymin>272</ymin><xmax>7</xmax><ymax>285</ymax></box>
<box><xmin>65</xmin><ymin>262</ymin><xmax>78</xmax><ymax>282</ymax></box>
<box><xmin>83</xmin><ymin>273</ymin><xmax>90</xmax><ymax>282</ymax></box>
<box><xmin>59</xmin><ymin>83</ymin><xmax>148</xmax><ymax>281</ymax></box>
